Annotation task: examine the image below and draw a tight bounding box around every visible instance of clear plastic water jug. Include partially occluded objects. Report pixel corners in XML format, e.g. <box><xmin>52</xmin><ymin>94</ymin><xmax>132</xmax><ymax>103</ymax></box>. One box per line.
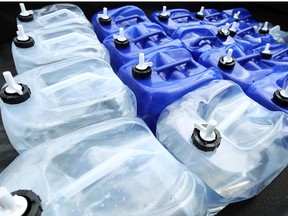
<box><xmin>157</xmin><ymin>79</ymin><xmax>288</xmax><ymax>215</ymax></box>
<box><xmin>0</xmin><ymin>57</ymin><xmax>136</xmax><ymax>153</ymax></box>
<box><xmin>12</xmin><ymin>24</ymin><xmax>109</xmax><ymax>74</ymax></box>
<box><xmin>0</xmin><ymin>117</ymin><xmax>208</xmax><ymax>216</ymax></box>
<box><xmin>17</xmin><ymin>3</ymin><xmax>93</xmax><ymax>32</ymax></box>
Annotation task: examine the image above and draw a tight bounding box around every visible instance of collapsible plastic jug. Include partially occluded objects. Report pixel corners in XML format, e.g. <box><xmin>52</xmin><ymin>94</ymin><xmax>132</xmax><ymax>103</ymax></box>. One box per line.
<box><xmin>0</xmin><ymin>58</ymin><xmax>136</xmax><ymax>153</ymax></box>
<box><xmin>157</xmin><ymin>79</ymin><xmax>288</xmax><ymax>215</ymax></box>
<box><xmin>246</xmin><ymin>69</ymin><xmax>288</xmax><ymax>114</ymax></box>
<box><xmin>103</xmin><ymin>22</ymin><xmax>183</xmax><ymax>71</ymax></box>
<box><xmin>92</xmin><ymin>6</ymin><xmax>151</xmax><ymax>42</ymax></box>
<box><xmin>17</xmin><ymin>3</ymin><xmax>93</xmax><ymax>32</ymax></box>
<box><xmin>149</xmin><ymin>6</ymin><xmax>234</xmax><ymax>36</ymax></box>
<box><xmin>171</xmin><ymin>21</ymin><xmax>272</xmax><ymax>61</ymax></box>
<box><xmin>0</xmin><ymin>117</ymin><xmax>208</xmax><ymax>216</ymax></box>
<box><xmin>269</xmin><ymin>25</ymin><xmax>288</xmax><ymax>44</ymax></box>
<box><xmin>117</xmin><ymin>47</ymin><xmax>223</xmax><ymax>133</ymax></box>
<box><xmin>198</xmin><ymin>43</ymin><xmax>278</xmax><ymax>90</ymax></box>
<box><xmin>12</xmin><ymin>24</ymin><xmax>109</xmax><ymax>74</ymax></box>
<box><xmin>220</xmin><ymin>8</ymin><xmax>257</xmax><ymax>26</ymax></box>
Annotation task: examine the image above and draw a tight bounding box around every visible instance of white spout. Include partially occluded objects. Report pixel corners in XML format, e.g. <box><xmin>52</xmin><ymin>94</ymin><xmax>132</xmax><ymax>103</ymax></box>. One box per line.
<box><xmin>136</xmin><ymin>53</ymin><xmax>153</xmax><ymax>70</ymax></box>
<box><xmin>262</xmin><ymin>43</ymin><xmax>271</xmax><ymax>54</ymax></box>
<box><xmin>197</xmin><ymin>6</ymin><xmax>205</xmax><ymax>16</ymax></box>
<box><xmin>0</xmin><ymin>187</ymin><xmax>28</xmax><ymax>216</ymax></box>
<box><xmin>19</xmin><ymin>3</ymin><xmax>30</xmax><ymax>17</ymax></box>
<box><xmin>229</xmin><ymin>22</ymin><xmax>237</xmax><ymax>33</ymax></box>
<box><xmin>223</xmin><ymin>48</ymin><xmax>234</xmax><ymax>64</ymax></box>
<box><xmin>16</xmin><ymin>25</ymin><xmax>29</xmax><ymax>41</ymax></box>
<box><xmin>195</xmin><ymin>119</ymin><xmax>217</xmax><ymax>142</ymax></box>
<box><xmin>233</xmin><ymin>11</ymin><xmax>241</xmax><ymax>20</ymax></box>
<box><xmin>262</xmin><ymin>21</ymin><xmax>269</xmax><ymax>31</ymax></box>
<box><xmin>280</xmin><ymin>85</ymin><xmax>288</xmax><ymax>98</ymax></box>
<box><xmin>3</xmin><ymin>71</ymin><xmax>23</xmax><ymax>95</ymax></box>
<box><xmin>98</xmin><ymin>7</ymin><xmax>110</xmax><ymax>20</ymax></box>
<box><xmin>113</xmin><ymin>28</ymin><xmax>127</xmax><ymax>42</ymax></box>
<box><xmin>160</xmin><ymin>6</ymin><xmax>170</xmax><ymax>16</ymax></box>
<box><xmin>220</xmin><ymin>23</ymin><xmax>230</xmax><ymax>35</ymax></box>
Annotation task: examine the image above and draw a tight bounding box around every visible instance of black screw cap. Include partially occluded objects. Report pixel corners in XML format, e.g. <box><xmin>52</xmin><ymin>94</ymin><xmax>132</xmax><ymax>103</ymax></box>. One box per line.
<box><xmin>13</xmin><ymin>36</ymin><xmax>35</xmax><ymax>49</ymax></box>
<box><xmin>229</xmin><ymin>29</ymin><xmax>237</xmax><ymax>37</ymax></box>
<box><xmin>114</xmin><ymin>38</ymin><xmax>130</xmax><ymax>49</ymax></box>
<box><xmin>261</xmin><ymin>51</ymin><xmax>272</xmax><ymax>59</ymax></box>
<box><xmin>195</xmin><ymin>13</ymin><xmax>204</xmax><ymax>20</ymax></box>
<box><xmin>158</xmin><ymin>13</ymin><xmax>169</xmax><ymax>21</ymax></box>
<box><xmin>12</xmin><ymin>189</ymin><xmax>43</xmax><ymax>216</ymax></box>
<box><xmin>191</xmin><ymin>124</ymin><xmax>221</xmax><ymax>152</ymax></box>
<box><xmin>132</xmin><ymin>66</ymin><xmax>152</xmax><ymax>79</ymax></box>
<box><xmin>218</xmin><ymin>55</ymin><xmax>236</xmax><ymax>70</ymax></box>
<box><xmin>18</xmin><ymin>13</ymin><xmax>34</xmax><ymax>22</ymax></box>
<box><xmin>218</xmin><ymin>28</ymin><xmax>230</xmax><ymax>38</ymax></box>
<box><xmin>0</xmin><ymin>84</ymin><xmax>31</xmax><ymax>104</ymax></box>
<box><xmin>273</xmin><ymin>89</ymin><xmax>288</xmax><ymax>106</ymax></box>
<box><xmin>259</xmin><ymin>28</ymin><xmax>269</xmax><ymax>34</ymax></box>
<box><xmin>99</xmin><ymin>17</ymin><xmax>111</xmax><ymax>25</ymax></box>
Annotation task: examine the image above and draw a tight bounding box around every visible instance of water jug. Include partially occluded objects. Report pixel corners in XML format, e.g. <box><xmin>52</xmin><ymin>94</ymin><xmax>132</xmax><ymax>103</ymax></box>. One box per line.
<box><xmin>12</xmin><ymin>24</ymin><xmax>109</xmax><ymax>74</ymax></box>
<box><xmin>17</xmin><ymin>3</ymin><xmax>93</xmax><ymax>32</ymax></box>
<box><xmin>0</xmin><ymin>117</ymin><xmax>208</xmax><ymax>216</ymax></box>
<box><xmin>198</xmin><ymin>43</ymin><xmax>278</xmax><ymax>90</ymax></box>
<box><xmin>149</xmin><ymin>6</ymin><xmax>234</xmax><ymax>36</ymax></box>
<box><xmin>157</xmin><ymin>79</ymin><xmax>288</xmax><ymax>215</ymax></box>
<box><xmin>246</xmin><ymin>69</ymin><xmax>288</xmax><ymax>114</ymax></box>
<box><xmin>269</xmin><ymin>25</ymin><xmax>288</xmax><ymax>44</ymax></box>
<box><xmin>103</xmin><ymin>22</ymin><xmax>183</xmax><ymax>71</ymax></box>
<box><xmin>0</xmin><ymin>58</ymin><xmax>136</xmax><ymax>153</ymax></box>
<box><xmin>92</xmin><ymin>6</ymin><xmax>151</xmax><ymax>42</ymax></box>
<box><xmin>117</xmin><ymin>47</ymin><xmax>223</xmax><ymax>133</ymax></box>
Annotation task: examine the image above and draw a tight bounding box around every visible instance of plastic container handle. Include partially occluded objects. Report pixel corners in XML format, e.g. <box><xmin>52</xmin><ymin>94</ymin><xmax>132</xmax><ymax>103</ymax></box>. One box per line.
<box><xmin>236</xmin><ymin>26</ymin><xmax>254</xmax><ymax>36</ymax></box>
<box><xmin>272</xmin><ymin>47</ymin><xmax>288</xmax><ymax>58</ymax></box>
<box><xmin>154</xmin><ymin>58</ymin><xmax>193</xmax><ymax>72</ymax></box>
<box><xmin>204</xmin><ymin>12</ymin><xmax>221</xmax><ymax>19</ymax></box>
<box><xmin>132</xmin><ymin>30</ymin><xmax>164</xmax><ymax>43</ymax></box>
<box><xmin>236</xmin><ymin>53</ymin><xmax>261</xmax><ymax>63</ymax></box>
<box><xmin>115</xmin><ymin>14</ymin><xmax>145</xmax><ymax>24</ymax></box>
<box><xmin>171</xmin><ymin>13</ymin><xmax>192</xmax><ymax>20</ymax></box>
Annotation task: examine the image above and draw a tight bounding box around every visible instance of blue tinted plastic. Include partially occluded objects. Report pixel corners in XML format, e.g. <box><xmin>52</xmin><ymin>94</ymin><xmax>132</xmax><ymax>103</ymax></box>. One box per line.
<box><xmin>221</xmin><ymin>8</ymin><xmax>258</xmax><ymax>26</ymax></box>
<box><xmin>150</xmin><ymin>8</ymin><xmax>235</xmax><ymax>36</ymax></box>
<box><xmin>92</xmin><ymin>5</ymin><xmax>150</xmax><ymax>42</ymax></box>
<box><xmin>198</xmin><ymin>43</ymin><xmax>278</xmax><ymax>90</ymax></box>
<box><xmin>117</xmin><ymin>47</ymin><xmax>223</xmax><ymax>133</ymax></box>
<box><xmin>157</xmin><ymin>79</ymin><xmax>288</xmax><ymax>215</ymax></box>
<box><xmin>103</xmin><ymin>22</ymin><xmax>183</xmax><ymax>71</ymax></box>
<box><xmin>246</xmin><ymin>69</ymin><xmax>288</xmax><ymax>114</ymax></box>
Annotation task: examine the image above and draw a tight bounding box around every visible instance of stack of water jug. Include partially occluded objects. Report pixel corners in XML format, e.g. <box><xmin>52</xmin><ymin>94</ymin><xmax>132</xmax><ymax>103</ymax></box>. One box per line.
<box><xmin>0</xmin><ymin>3</ymin><xmax>287</xmax><ymax>216</ymax></box>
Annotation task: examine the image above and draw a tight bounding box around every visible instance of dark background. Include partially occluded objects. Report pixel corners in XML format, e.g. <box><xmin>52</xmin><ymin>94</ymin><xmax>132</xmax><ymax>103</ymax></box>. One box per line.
<box><xmin>0</xmin><ymin>2</ymin><xmax>288</xmax><ymax>216</ymax></box>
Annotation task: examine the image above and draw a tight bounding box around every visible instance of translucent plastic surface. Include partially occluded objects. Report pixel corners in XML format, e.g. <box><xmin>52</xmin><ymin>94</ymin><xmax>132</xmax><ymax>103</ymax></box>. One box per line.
<box><xmin>92</xmin><ymin>5</ymin><xmax>151</xmax><ymax>42</ymax></box>
<box><xmin>0</xmin><ymin>58</ymin><xmax>136</xmax><ymax>152</ymax></box>
<box><xmin>12</xmin><ymin>25</ymin><xmax>109</xmax><ymax>74</ymax></box>
<box><xmin>17</xmin><ymin>3</ymin><xmax>93</xmax><ymax>32</ymax></box>
<box><xmin>269</xmin><ymin>25</ymin><xmax>288</xmax><ymax>44</ymax></box>
<box><xmin>0</xmin><ymin>118</ymin><xmax>208</xmax><ymax>216</ymax></box>
<box><xmin>157</xmin><ymin>80</ymin><xmax>288</xmax><ymax>214</ymax></box>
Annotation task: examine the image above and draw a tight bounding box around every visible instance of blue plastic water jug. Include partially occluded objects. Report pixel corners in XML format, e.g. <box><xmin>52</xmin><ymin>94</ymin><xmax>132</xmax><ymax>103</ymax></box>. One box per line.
<box><xmin>92</xmin><ymin>6</ymin><xmax>150</xmax><ymax>42</ymax></box>
<box><xmin>0</xmin><ymin>117</ymin><xmax>208</xmax><ymax>216</ymax></box>
<box><xmin>157</xmin><ymin>79</ymin><xmax>288</xmax><ymax>215</ymax></box>
<box><xmin>0</xmin><ymin>58</ymin><xmax>136</xmax><ymax>153</ymax></box>
<box><xmin>117</xmin><ymin>47</ymin><xmax>223</xmax><ymax>133</ymax></box>
<box><xmin>198</xmin><ymin>43</ymin><xmax>278</xmax><ymax>90</ymax></box>
<box><xmin>12</xmin><ymin>24</ymin><xmax>109</xmax><ymax>74</ymax></box>
<box><xmin>17</xmin><ymin>3</ymin><xmax>93</xmax><ymax>33</ymax></box>
<box><xmin>246</xmin><ymin>69</ymin><xmax>288</xmax><ymax>114</ymax></box>
<box><xmin>103</xmin><ymin>22</ymin><xmax>183</xmax><ymax>71</ymax></box>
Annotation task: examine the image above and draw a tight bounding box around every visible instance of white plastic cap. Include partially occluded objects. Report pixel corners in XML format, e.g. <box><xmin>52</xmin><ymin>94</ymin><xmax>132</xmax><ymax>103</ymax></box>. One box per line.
<box><xmin>280</xmin><ymin>85</ymin><xmax>288</xmax><ymax>98</ymax></box>
<box><xmin>160</xmin><ymin>6</ymin><xmax>170</xmax><ymax>16</ymax></box>
<box><xmin>3</xmin><ymin>71</ymin><xmax>23</xmax><ymax>95</ymax></box>
<box><xmin>233</xmin><ymin>11</ymin><xmax>241</xmax><ymax>20</ymax></box>
<box><xmin>16</xmin><ymin>25</ymin><xmax>29</xmax><ymax>41</ymax></box>
<box><xmin>98</xmin><ymin>7</ymin><xmax>110</xmax><ymax>20</ymax></box>
<box><xmin>197</xmin><ymin>6</ymin><xmax>205</xmax><ymax>16</ymax></box>
<box><xmin>223</xmin><ymin>48</ymin><xmax>234</xmax><ymax>64</ymax></box>
<box><xmin>195</xmin><ymin>119</ymin><xmax>217</xmax><ymax>142</ymax></box>
<box><xmin>229</xmin><ymin>22</ymin><xmax>237</xmax><ymax>33</ymax></box>
<box><xmin>113</xmin><ymin>28</ymin><xmax>127</xmax><ymax>42</ymax></box>
<box><xmin>262</xmin><ymin>21</ymin><xmax>269</xmax><ymax>31</ymax></box>
<box><xmin>0</xmin><ymin>187</ymin><xmax>28</xmax><ymax>216</ymax></box>
<box><xmin>136</xmin><ymin>53</ymin><xmax>153</xmax><ymax>70</ymax></box>
<box><xmin>220</xmin><ymin>23</ymin><xmax>230</xmax><ymax>35</ymax></box>
<box><xmin>262</xmin><ymin>43</ymin><xmax>271</xmax><ymax>54</ymax></box>
<box><xmin>19</xmin><ymin>3</ymin><xmax>33</xmax><ymax>17</ymax></box>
